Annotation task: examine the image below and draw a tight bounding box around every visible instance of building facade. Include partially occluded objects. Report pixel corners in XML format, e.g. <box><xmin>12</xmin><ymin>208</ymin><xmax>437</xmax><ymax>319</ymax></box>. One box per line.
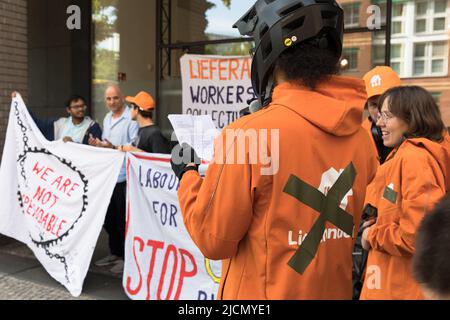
<box><xmin>341</xmin><ymin>0</ymin><xmax>450</xmax><ymax>124</ymax></box>
<box><xmin>1</xmin><ymin>0</ymin><xmax>450</xmax><ymax>157</ymax></box>
<box><xmin>0</xmin><ymin>0</ymin><xmax>28</xmax><ymax>155</ymax></box>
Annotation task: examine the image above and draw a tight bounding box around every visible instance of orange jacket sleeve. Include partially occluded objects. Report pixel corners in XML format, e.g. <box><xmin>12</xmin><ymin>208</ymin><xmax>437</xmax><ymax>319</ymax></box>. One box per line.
<box><xmin>367</xmin><ymin>154</ymin><xmax>445</xmax><ymax>256</ymax></box>
<box><xmin>177</xmin><ymin>134</ymin><xmax>255</xmax><ymax>260</ymax></box>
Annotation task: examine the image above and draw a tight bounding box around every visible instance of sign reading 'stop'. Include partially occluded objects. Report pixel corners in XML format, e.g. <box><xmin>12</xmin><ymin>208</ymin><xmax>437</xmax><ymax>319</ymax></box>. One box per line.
<box><xmin>180</xmin><ymin>54</ymin><xmax>256</xmax><ymax>129</ymax></box>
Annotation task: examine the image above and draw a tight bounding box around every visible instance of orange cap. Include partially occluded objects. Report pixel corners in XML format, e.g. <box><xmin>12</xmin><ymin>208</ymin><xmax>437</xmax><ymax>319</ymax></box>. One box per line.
<box><xmin>363</xmin><ymin>66</ymin><xmax>401</xmax><ymax>99</ymax></box>
<box><xmin>126</xmin><ymin>91</ymin><xmax>155</xmax><ymax>111</ymax></box>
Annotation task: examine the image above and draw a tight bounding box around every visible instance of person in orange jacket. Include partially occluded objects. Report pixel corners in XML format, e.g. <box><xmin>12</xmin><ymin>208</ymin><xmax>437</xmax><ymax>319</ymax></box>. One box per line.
<box><xmin>171</xmin><ymin>0</ymin><xmax>378</xmax><ymax>300</ymax></box>
<box><xmin>360</xmin><ymin>86</ymin><xmax>450</xmax><ymax>300</ymax></box>
<box><xmin>362</xmin><ymin>66</ymin><xmax>401</xmax><ymax>164</ymax></box>
<box><xmin>353</xmin><ymin>67</ymin><xmax>401</xmax><ymax>299</ymax></box>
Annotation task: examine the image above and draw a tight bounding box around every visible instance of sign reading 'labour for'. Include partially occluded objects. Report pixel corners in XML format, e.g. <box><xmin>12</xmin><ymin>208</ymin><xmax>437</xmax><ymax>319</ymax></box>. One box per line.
<box><xmin>180</xmin><ymin>54</ymin><xmax>256</xmax><ymax>129</ymax></box>
<box><xmin>0</xmin><ymin>94</ymin><xmax>124</xmax><ymax>296</ymax></box>
<box><xmin>124</xmin><ymin>153</ymin><xmax>221</xmax><ymax>300</ymax></box>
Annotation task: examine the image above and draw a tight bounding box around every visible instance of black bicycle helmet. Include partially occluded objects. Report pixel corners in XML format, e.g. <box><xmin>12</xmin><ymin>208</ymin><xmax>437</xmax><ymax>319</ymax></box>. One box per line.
<box><xmin>233</xmin><ymin>0</ymin><xmax>344</xmax><ymax>107</ymax></box>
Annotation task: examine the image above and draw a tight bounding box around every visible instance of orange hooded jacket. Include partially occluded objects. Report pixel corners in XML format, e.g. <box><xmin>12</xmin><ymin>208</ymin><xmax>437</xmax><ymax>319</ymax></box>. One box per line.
<box><xmin>178</xmin><ymin>77</ymin><xmax>379</xmax><ymax>300</ymax></box>
<box><xmin>360</xmin><ymin>134</ymin><xmax>450</xmax><ymax>300</ymax></box>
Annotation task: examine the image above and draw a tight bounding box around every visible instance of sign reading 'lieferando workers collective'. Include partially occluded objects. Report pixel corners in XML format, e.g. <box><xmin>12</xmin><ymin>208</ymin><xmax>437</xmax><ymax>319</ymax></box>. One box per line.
<box><xmin>180</xmin><ymin>54</ymin><xmax>256</xmax><ymax>129</ymax></box>
<box><xmin>123</xmin><ymin>153</ymin><xmax>221</xmax><ymax>300</ymax></box>
<box><xmin>0</xmin><ymin>94</ymin><xmax>124</xmax><ymax>296</ymax></box>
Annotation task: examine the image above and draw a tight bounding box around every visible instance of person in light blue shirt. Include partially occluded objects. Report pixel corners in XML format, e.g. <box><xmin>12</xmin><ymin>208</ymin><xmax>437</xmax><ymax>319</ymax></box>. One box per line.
<box><xmin>88</xmin><ymin>84</ymin><xmax>138</xmax><ymax>275</ymax></box>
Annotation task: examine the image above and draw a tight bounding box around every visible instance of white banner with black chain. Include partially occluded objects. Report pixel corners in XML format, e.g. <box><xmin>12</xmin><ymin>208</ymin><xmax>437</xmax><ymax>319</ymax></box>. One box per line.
<box><xmin>0</xmin><ymin>94</ymin><xmax>124</xmax><ymax>297</ymax></box>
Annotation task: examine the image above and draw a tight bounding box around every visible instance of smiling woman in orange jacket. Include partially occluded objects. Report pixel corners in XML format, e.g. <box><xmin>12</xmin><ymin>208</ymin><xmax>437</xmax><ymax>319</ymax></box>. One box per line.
<box><xmin>360</xmin><ymin>86</ymin><xmax>450</xmax><ymax>300</ymax></box>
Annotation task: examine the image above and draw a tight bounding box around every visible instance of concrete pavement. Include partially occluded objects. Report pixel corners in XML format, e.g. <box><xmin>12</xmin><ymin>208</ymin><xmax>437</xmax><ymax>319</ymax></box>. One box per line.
<box><xmin>0</xmin><ymin>231</ymin><xmax>129</xmax><ymax>300</ymax></box>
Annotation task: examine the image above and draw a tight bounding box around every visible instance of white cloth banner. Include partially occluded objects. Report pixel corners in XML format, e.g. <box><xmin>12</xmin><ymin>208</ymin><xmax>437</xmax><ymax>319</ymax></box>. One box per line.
<box><xmin>123</xmin><ymin>153</ymin><xmax>221</xmax><ymax>300</ymax></box>
<box><xmin>180</xmin><ymin>54</ymin><xmax>255</xmax><ymax>129</ymax></box>
<box><xmin>0</xmin><ymin>94</ymin><xmax>124</xmax><ymax>296</ymax></box>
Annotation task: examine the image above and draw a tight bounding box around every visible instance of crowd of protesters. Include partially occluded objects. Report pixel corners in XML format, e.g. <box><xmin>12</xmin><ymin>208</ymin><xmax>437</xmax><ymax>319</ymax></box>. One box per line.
<box><xmin>12</xmin><ymin>85</ymin><xmax>170</xmax><ymax>275</ymax></box>
<box><xmin>10</xmin><ymin>0</ymin><xmax>450</xmax><ymax>300</ymax></box>
<box><xmin>170</xmin><ymin>0</ymin><xmax>450</xmax><ymax>301</ymax></box>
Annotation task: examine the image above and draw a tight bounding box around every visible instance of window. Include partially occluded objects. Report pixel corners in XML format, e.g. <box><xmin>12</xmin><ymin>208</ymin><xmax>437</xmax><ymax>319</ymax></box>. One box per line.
<box><xmin>342</xmin><ymin>48</ymin><xmax>359</xmax><ymax>71</ymax></box>
<box><xmin>431</xmin><ymin>92</ymin><xmax>442</xmax><ymax>105</ymax></box>
<box><xmin>392</xmin><ymin>2</ymin><xmax>406</xmax><ymax>35</ymax></box>
<box><xmin>343</xmin><ymin>2</ymin><xmax>360</xmax><ymax>28</ymax></box>
<box><xmin>413</xmin><ymin>43</ymin><xmax>426</xmax><ymax>75</ymax></box>
<box><xmin>415</xmin><ymin>0</ymin><xmax>448</xmax><ymax>34</ymax></box>
<box><xmin>372</xmin><ymin>44</ymin><xmax>403</xmax><ymax>75</ymax></box>
<box><xmin>390</xmin><ymin>44</ymin><xmax>403</xmax><ymax>75</ymax></box>
<box><xmin>372</xmin><ymin>45</ymin><xmax>385</xmax><ymax>67</ymax></box>
<box><xmin>376</xmin><ymin>1</ymin><xmax>387</xmax><ymax>25</ymax></box>
<box><xmin>414</xmin><ymin>41</ymin><xmax>448</xmax><ymax>76</ymax></box>
<box><xmin>169</xmin><ymin>0</ymin><xmax>257</xmax><ymax>43</ymax></box>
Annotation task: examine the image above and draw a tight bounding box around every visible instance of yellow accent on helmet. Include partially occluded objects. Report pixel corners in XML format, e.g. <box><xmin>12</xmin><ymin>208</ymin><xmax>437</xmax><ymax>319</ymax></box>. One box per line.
<box><xmin>284</xmin><ymin>38</ymin><xmax>293</xmax><ymax>47</ymax></box>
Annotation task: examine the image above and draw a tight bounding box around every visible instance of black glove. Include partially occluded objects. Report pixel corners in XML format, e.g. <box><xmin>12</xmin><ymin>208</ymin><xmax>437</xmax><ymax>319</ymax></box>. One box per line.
<box><xmin>171</xmin><ymin>143</ymin><xmax>201</xmax><ymax>180</ymax></box>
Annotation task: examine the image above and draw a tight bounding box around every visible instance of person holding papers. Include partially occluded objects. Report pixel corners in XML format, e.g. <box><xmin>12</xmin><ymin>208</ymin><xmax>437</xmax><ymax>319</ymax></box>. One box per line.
<box><xmin>171</xmin><ymin>0</ymin><xmax>378</xmax><ymax>299</ymax></box>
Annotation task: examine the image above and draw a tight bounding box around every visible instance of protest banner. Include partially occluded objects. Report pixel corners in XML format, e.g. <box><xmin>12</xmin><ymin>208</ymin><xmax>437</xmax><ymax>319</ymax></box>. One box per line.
<box><xmin>0</xmin><ymin>94</ymin><xmax>124</xmax><ymax>296</ymax></box>
<box><xmin>123</xmin><ymin>153</ymin><xmax>221</xmax><ymax>300</ymax></box>
<box><xmin>180</xmin><ymin>54</ymin><xmax>255</xmax><ymax>129</ymax></box>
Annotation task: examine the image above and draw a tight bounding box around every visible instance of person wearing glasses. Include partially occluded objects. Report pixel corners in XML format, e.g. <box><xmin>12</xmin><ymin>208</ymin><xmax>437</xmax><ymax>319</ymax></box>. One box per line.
<box><xmin>360</xmin><ymin>86</ymin><xmax>450</xmax><ymax>300</ymax></box>
<box><xmin>362</xmin><ymin>66</ymin><xmax>400</xmax><ymax>165</ymax></box>
<box><xmin>353</xmin><ymin>66</ymin><xmax>401</xmax><ymax>299</ymax></box>
<box><xmin>25</xmin><ymin>93</ymin><xmax>102</xmax><ymax>145</ymax></box>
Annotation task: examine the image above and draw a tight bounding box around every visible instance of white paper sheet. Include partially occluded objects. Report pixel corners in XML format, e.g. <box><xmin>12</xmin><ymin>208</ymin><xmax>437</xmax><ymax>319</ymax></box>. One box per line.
<box><xmin>168</xmin><ymin>114</ymin><xmax>220</xmax><ymax>161</ymax></box>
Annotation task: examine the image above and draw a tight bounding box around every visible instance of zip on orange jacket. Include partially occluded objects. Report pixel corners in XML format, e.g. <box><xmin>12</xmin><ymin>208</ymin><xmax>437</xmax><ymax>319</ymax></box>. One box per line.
<box><xmin>360</xmin><ymin>134</ymin><xmax>450</xmax><ymax>300</ymax></box>
<box><xmin>178</xmin><ymin>77</ymin><xmax>379</xmax><ymax>300</ymax></box>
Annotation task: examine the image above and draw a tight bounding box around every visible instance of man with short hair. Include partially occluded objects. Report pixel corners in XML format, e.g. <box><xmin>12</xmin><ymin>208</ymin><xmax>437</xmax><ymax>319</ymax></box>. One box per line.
<box><xmin>28</xmin><ymin>94</ymin><xmax>102</xmax><ymax>144</ymax></box>
<box><xmin>89</xmin><ymin>84</ymin><xmax>139</xmax><ymax>274</ymax></box>
<box><xmin>118</xmin><ymin>91</ymin><xmax>170</xmax><ymax>154</ymax></box>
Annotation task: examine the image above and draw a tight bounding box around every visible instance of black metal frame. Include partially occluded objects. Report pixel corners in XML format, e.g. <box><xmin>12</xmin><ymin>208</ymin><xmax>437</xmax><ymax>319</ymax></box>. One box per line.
<box><xmin>160</xmin><ymin>0</ymin><xmax>172</xmax><ymax>78</ymax></box>
<box><xmin>155</xmin><ymin>0</ymin><xmax>393</xmax><ymax>101</ymax></box>
<box><xmin>385</xmin><ymin>0</ymin><xmax>392</xmax><ymax>66</ymax></box>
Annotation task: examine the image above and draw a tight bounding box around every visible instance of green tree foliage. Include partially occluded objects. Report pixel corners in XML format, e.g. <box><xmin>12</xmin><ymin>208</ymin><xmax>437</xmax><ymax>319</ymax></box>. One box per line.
<box><xmin>205</xmin><ymin>41</ymin><xmax>252</xmax><ymax>56</ymax></box>
<box><xmin>94</xmin><ymin>49</ymin><xmax>119</xmax><ymax>81</ymax></box>
<box><xmin>92</xmin><ymin>0</ymin><xmax>118</xmax><ymax>44</ymax></box>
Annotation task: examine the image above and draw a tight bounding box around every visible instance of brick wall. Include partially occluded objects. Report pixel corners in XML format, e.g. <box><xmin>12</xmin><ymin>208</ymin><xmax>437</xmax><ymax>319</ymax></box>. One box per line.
<box><xmin>0</xmin><ymin>0</ymin><xmax>27</xmax><ymax>156</ymax></box>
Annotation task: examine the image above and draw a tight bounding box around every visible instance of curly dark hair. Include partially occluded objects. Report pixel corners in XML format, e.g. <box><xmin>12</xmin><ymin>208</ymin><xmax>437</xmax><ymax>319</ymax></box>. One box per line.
<box><xmin>275</xmin><ymin>42</ymin><xmax>340</xmax><ymax>90</ymax></box>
